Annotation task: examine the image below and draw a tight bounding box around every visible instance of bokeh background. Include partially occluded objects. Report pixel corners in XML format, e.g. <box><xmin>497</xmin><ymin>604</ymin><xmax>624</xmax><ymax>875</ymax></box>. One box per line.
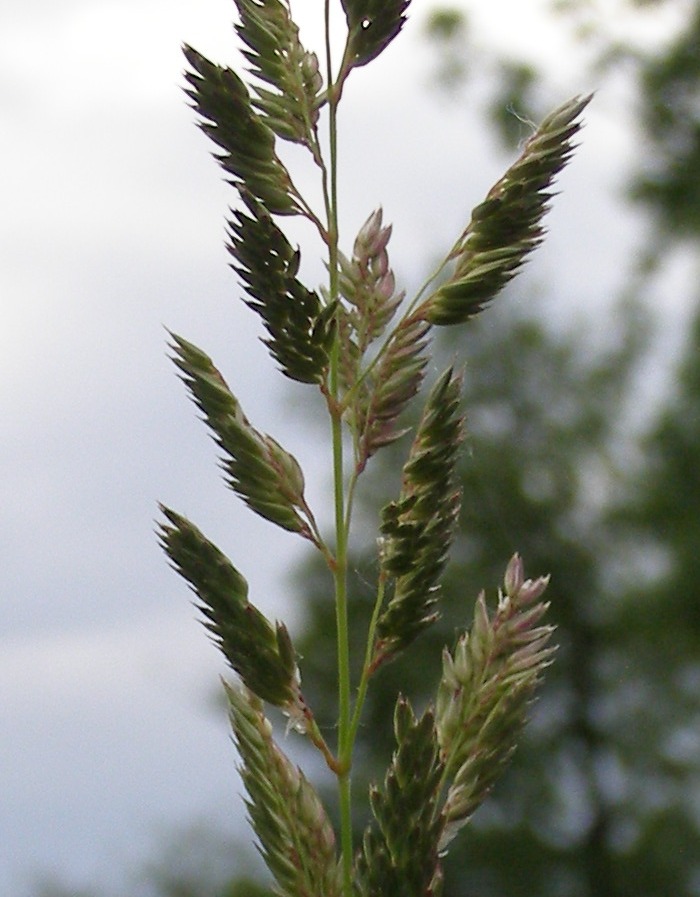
<box><xmin>2</xmin><ymin>1</ymin><xmax>700</xmax><ymax>895</ymax></box>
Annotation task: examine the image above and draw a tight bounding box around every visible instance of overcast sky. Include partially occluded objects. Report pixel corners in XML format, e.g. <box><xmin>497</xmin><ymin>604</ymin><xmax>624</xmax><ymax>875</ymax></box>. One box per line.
<box><xmin>0</xmin><ymin>1</ymin><xmax>693</xmax><ymax>895</ymax></box>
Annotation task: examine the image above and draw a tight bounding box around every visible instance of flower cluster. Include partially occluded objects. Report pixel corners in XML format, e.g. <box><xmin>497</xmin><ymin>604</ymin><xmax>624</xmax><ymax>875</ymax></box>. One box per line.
<box><xmin>160</xmin><ymin>2</ymin><xmax>587</xmax><ymax>895</ymax></box>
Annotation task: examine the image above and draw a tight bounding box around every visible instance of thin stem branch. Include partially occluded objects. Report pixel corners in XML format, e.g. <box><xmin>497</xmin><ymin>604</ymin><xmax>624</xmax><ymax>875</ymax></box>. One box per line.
<box><xmin>301</xmin><ymin>705</ymin><xmax>342</xmax><ymax>775</ymax></box>
<box><xmin>343</xmin><ymin>466</ymin><xmax>360</xmax><ymax>537</ymax></box>
<box><xmin>348</xmin><ymin>574</ymin><xmax>386</xmax><ymax>747</ymax></box>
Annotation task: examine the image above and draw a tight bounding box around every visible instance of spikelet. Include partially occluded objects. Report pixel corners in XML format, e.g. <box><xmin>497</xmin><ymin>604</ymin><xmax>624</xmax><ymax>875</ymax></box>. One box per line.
<box><xmin>341</xmin><ymin>0</ymin><xmax>412</xmax><ymax>70</ymax></box>
<box><xmin>436</xmin><ymin>555</ymin><xmax>554</xmax><ymax>849</ymax></box>
<box><xmin>339</xmin><ymin>210</ymin><xmax>403</xmax><ymax>349</ymax></box>
<box><xmin>168</xmin><ymin>333</ymin><xmax>317</xmax><ymax>539</ymax></box>
<box><xmin>159</xmin><ymin>508</ymin><xmax>303</xmax><ymax>711</ymax></box>
<box><xmin>416</xmin><ymin>94</ymin><xmax>592</xmax><ymax>325</ymax></box>
<box><xmin>226</xmin><ymin>683</ymin><xmax>342</xmax><ymax>897</ymax></box>
<box><xmin>355</xmin><ymin>696</ymin><xmax>444</xmax><ymax>897</ymax></box>
<box><xmin>372</xmin><ymin>367</ymin><xmax>464</xmax><ymax>668</ymax></box>
<box><xmin>337</xmin><ymin>210</ymin><xmax>427</xmax><ymax>468</ymax></box>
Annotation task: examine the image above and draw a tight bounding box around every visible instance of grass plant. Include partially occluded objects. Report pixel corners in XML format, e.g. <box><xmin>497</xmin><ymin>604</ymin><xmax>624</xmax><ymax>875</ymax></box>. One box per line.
<box><xmin>159</xmin><ymin>3</ymin><xmax>589</xmax><ymax>894</ymax></box>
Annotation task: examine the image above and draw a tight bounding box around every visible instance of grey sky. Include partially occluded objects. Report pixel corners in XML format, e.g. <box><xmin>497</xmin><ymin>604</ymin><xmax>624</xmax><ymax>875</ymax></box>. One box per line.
<box><xmin>0</xmin><ymin>0</ymin><xmax>691</xmax><ymax>894</ymax></box>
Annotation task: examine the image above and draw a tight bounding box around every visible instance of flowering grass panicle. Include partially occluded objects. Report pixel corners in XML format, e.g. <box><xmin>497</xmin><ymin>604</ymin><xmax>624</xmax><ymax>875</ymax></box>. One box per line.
<box><xmin>160</xmin><ymin>2</ymin><xmax>588</xmax><ymax>894</ymax></box>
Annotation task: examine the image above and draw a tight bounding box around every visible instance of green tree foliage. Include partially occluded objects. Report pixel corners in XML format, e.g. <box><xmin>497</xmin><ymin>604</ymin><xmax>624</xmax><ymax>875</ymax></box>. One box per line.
<box><xmin>630</xmin><ymin>305</ymin><xmax>700</xmax><ymax>639</ymax></box>
<box><xmin>630</xmin><ymin>2</ymin><xmax>700</xmax><ymax>240</ymax></box>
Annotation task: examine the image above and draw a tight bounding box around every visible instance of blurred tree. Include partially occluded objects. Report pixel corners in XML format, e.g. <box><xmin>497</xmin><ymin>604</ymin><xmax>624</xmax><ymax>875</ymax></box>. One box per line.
<box><xmin>630</xmin><ymin>303</ymin><xmax>700</xmax><ymax>636</ymax></box>
<box><xmin>426</xmin><ymin>0</ymin><xmax>700</xmax><ymax>264</ymax></box>
<box><xmin>628</xmin><ymin>2</ymin><xmax>700</xmax><ymax>242</ymax></box>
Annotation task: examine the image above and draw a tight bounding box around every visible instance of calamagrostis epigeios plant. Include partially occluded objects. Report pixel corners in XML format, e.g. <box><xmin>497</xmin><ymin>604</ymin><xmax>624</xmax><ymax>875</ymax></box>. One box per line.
<box><xmin>159</xmin><ymin>2</ymin><xmax>589</xmax><ymax>894</ymax></box>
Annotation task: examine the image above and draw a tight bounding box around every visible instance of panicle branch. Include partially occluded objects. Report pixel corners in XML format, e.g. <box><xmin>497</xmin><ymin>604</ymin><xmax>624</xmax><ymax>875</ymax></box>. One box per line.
<box><xmin>226</xmin><ymin>683</ymin><xmax>342</xmax><ymax>897</ymax></box>
<box><xmin>228</xmin><ymin>192</ymin><xmax>336</xmax><ymax>385</ymax></box>
<box><xmin>352</xmin><ymin>316</ymin><xmax>431</xmax><ymax>470</ymax></box>
<box><xmin>415</xmin><ymin>94</ymin><xmax>592</xmax><ymax>325</ymax></box>
<box><xmin>168</xmin><ymin>332</ymin><xmax>320</xmax><ymax>541</ymax></box>
<box><xmin>371</xmin><ymin>367</ymin><xmax>464</xmax><ymax>668</ymax></box>
<box><xmin>435</xmin><ymin>555</ymin><xmax>554</xmax><ymax>850</ymax></box>
<box><xmin>183</xmin><ymin>43</ymin><xmax>300</xmax><ymax>215</ymax></box>
<box><xmin>355</xmin><ymin>697</ymin><xmax>445</xmax><ymax>897</ymax></box>
<box><xmin>158</xmin><ymin>507</ymin><xmax>304</xmax><ymax>711</ymax></box>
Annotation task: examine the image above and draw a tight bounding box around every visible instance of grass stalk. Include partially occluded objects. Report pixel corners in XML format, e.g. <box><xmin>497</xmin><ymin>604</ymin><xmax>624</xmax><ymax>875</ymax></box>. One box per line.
<box><xmin>323</xmin><ymin>4</ymin><xmax>354</xmax><ymax>893</ymax></box>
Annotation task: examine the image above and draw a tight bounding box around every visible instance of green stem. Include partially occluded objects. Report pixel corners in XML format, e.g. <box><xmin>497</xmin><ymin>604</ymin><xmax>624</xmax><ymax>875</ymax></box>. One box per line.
<box><xmin>324</xmin><ymin>4</ymin><xmax>353</xmax><ymax>895</ymax></box>
<box><xmin>331</xmin><ymin>364</ymin><xmax>353</xmax><ymax>895</ymax></box>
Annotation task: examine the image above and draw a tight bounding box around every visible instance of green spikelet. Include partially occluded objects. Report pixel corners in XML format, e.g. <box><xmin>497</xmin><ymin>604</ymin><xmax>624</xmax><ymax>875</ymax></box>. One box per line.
<box><xmin>416</xmin><ymin>94</ymin><xmax>592</xmax><ymax>325</ymax></box>
<box><xmin>435</xmin><ymin>555</ymin><xmax>554</xmax><ymax>849</ymax></box>
<box><xmin>235</xmin><ymin>0</ymin><xmax>325</xmax><ymax>149</ymax></box>
<box><xmin>341</xmin><ymin>0</ymin><xmax>412</xmax><ymax>69</ymax></box>
<box><xmin>183</xmin><ymin>43</ymin><xmax>299</xmax><ymax>215</ymax></box>
<box><xmin>158</xmin><ymin>508</ymin><xmax>301</xmax><ymax>709</ymax></box>
<box><xmin>228</xmin><ymin>193</ymin><xmax>335</xmax><ymax>385</ymax></box>
<box><xmin>355</xmin><ymin>696</ymin><xmax>444</xmax><ymax>897</ymax></box>
<box><xmin>226</xmin><ymin>683</ymin><xmax>342</xmax><ymax>897</ymax></box>
<box><xmin>353</xmin><ymin>316</ymin><xmax>431</xmax><ymax>471</ymax></box>
<box><xmin>168</xmin><ymin>333</ymin><xmax>318</xmax><ymax>539</ymax></box>
<box><xmin>372</xmin><ymin>367</ymin><xmax>464</xmax><ymax>668</ymax></box>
